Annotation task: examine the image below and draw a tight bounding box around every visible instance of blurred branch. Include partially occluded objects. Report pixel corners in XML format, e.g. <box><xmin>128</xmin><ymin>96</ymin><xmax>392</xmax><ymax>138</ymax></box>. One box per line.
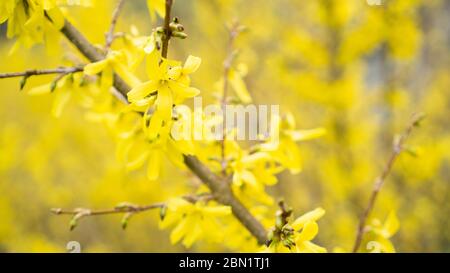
<box><xmin>352</xmin><ymin>113</ymin><xmax>425</xmax><ymax>252</ymax></box>
<box><xmin>51</xmin><ymin>194</ymin><xmax>213</xmax><ymax>230</ymax></box>
<box><xmin>0</xmin><ymin>67</ymin><xmax>83</xmax><ymax>79</ymax></box>
<box><xmin>105</xmin><ymin>0</ymin><xmax>126</xmax><ymax>52</ymax></box>
<box><xmin>51</xmin><ymin>1</ymin><xmax>268</xmax><ymax>244</ymax></box>
<box><xmin>220</xmin><ymin>21</ymin><xmax>243</xmax><ymax>175</ymax></box>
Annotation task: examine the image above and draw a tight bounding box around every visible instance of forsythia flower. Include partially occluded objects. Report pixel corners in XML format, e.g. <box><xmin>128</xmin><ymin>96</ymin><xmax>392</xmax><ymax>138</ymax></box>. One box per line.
<box><xmin>264</xmin><ymin>207</ymin><xmax>326</xmax><ymax>253</ymax></box>
<box><xmin>160</xmin><ymin>198</ymin><xmax>232</xmax><ymax>247</ymax></box>
<box><xmin>28</xmin><ymin>73</ymin><xmax>83</xmax><ymax>117</ymax></box>
<box><xmin>127</xmin><ymin>53</ymin><xmax>201</xmax><ymax>140</ymax></box>
<box><xmin>291</xmin><ymin>208</ymin><xmax>327</xmax><ymax>253</ymax></box>
<box><xmin>363</xmin><ymin>211</ymin><xmax>400</xmax><ymax>253</ymax></box>
<box><xmin>0</xmin><ymin>0</ymin><xmax>87</xmax><ymax>51</ymax></box>
<box><xmin>228</xmin><ymin>142</ymin><xmax>279</xmax><ymax>205</ymax></box>
<box><xmin>115</xmin><ymin>112</ymin><xmax>194</xmax><ymax>181</ymax></box>
<box><xmin>84</xmin><ymin>50</ymin><xmax>142</xmax><ymax>93</ymax></box>
<box><xmin>258</xmin><ymin>113</ymin><xmax>326</xmax><ymax>174</ymax></box>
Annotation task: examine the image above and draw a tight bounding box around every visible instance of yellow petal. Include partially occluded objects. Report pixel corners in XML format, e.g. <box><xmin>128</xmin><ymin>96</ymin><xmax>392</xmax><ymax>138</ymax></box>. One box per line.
<box><xmin>125</xmin><ymin>150</ymin><xmax>149</xmax><ymax>172</ymax></box>
<box><xmin>183</xmin><ymin>55</ymin><xmax>202</xmax><ymax>74</ymax></box>
<box><xmin>202</xmin><ymin>206</ymin><xmax>232</xmax><ymax>217</ymax></box>
<box><xmin>296</xmin><ymin>221</ymin><xmax>318</xmax><ymax>242</ymax></box>
<box><xmin>382</xmin><ymin>211</ymin><xmax>400</xmax><ymax>238</ymax></box>
<box><xmin>46</xmin><ymin>7</ymin><xmax>65</xmax><ymax>29</ymax></box>
<box><xmin>84</xmin><ymin>59</ymin><xmax>109</xmax><ymax>75</ymax></box>
<box><xmin>169</xmin><ymin>81</ymin><xmax>200</xmax><ymax>101</ymax></box>
<box><xmin>170</xmin><ymin>217</ymin><xmax>188</xmax><ymax>245</ymax></box>
<box><xmin>127</xmin><ymin>80</ymin><xmax>159</xmax><ymax>103</ymax></box>
<box><xmin>292</xmin><ymin>208</ymin><xmax>325</xmax><ymax>230</ymax></box>
<box><xmin>51</xmin><ymin>89</ymin><xmax>71</xmax><ymax>117</ymax></box>
<box><xmin>112</xmin><ymin>61</ymin><xmax>141</xmax><ymax>88</ymax></box>
<box><xmin>288</xmin><ymin>128</ymin><xmax>326</xmax><ymax>142</ymax></box>
<box><xmin>100</xmin><ymin>66</ymin><xmax>114</xmax><ymax>93</ymax></box>
<box><xmin>147</xmin><ymin>149</ymin><xmax>161</xmax><ymax>181</ymax></box>
<box><xmin>28</xmin><ymin>84</ymin><xmax>52</xmax><ymax>95</ymax></box>
<box><xmin>297</xmin><ymin>241</ymin><xmax>327</xmax><ymax>253</ymax></box>
<box><xmin>182</xmin><ymin>221</ymin><xmax>202</xmax><ymax>248</ymax></box>
<box><xmin>155</xmin><ymin>84</ymin><xmax>173</xmax><ymax>122</ymax></box>
<box><xmin>229</xmin><ymin>70</ymin><xmax>252</xmax><ymax>103</ymax></box>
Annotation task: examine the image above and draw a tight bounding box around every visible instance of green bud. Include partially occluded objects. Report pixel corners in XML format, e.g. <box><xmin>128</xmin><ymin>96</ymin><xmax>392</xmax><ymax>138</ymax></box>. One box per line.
<box><xmin>20</xmin><ymin>76</ymin><xmax>28</xmax><ymax>90</ymax></box>
<box><xmin>172</xmin><ymin>31</ymin><xmax>188</xmax><ymax>39</ymax></box>
<box><xmin>121</xmin><ymin>213</ymin><xmax>132</xmax><ymax>230</ymax></box>
<box><xmin>69</xmin><ymin>217</ymin><xmax>78</xmax><ymax>231</ymax></box>
<box><xmin>50</xmin><ymin>81</ymin><xmax>57</xmax><ymax>92</ymax></box>
<box><xmin>159</xmin><ymin>205</ymin><xmax>167</xmax><ymax>221</ymax></box>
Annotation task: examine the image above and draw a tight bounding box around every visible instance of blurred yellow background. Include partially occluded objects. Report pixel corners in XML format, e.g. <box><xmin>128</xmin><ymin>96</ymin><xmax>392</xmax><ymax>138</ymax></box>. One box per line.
<box><xmin>0</xmin><ymin>0</ymin><xmax>449</xmax><ymax>252</ymax></box>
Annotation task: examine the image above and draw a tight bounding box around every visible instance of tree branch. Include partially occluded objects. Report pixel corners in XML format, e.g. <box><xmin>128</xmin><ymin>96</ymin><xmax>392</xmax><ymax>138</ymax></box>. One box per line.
<box><xmin>184</xmin><ymin>155</ymin><xmax>268</xmax><ymax>244</ymax></box>
<box><xmin>51</xmin><ymin>194</ymin><xmax>213</xmax><ymax>230</ymax></box>
<box><xmin>105</xmin><ymin>0</ymin><xmax>126</xmax><ymax>52</ymax></box>
<box><xmin>352</xmin><ymin>113</ymin><xmax>425</xmax><ymax>252</ymax></box>
<box><xmin>0</xmin><ymin>67</ymin><xmax>83</xmax><ymax>79</ymax></box>
<box><xmin>54</xmin><ymin>3</ymin><xmax>268</xmax><ymax>244</ymax></box>
<box><xmin>220</xmin><ymin>21</ymin><xmax>242</xmax><ymax>175</ymax></box>
<box><xmin>161</xmin><ymin>0</ymin><xmax>173</xmax><ymax>59</ymax></box>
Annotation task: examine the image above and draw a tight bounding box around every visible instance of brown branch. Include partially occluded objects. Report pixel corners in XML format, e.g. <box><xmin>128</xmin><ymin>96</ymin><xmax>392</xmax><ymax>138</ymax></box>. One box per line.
<box><xmin>352</xmin><ymin>113</ymin><xmax>425</xmax><ymax>252</ymax></box>
<box><xmin>52</xmin><ymin>194</ymin><xmax>213</xmax><ymax>230</ymax></box>
<box><xmin>184</xmin><ymin>155</ymin><xmax>268</xmax><ymax>244</ymax></box>
<box><xmin>53</xmin><ymin>2</ymin><xmax>268</xmax><ymax>244</ymax></box>
<box><xmin>161</xmin><ymin>0</ymin><xmax>173</xmax><ymax>58</ymax></box>
<box><xmin>51</xmin><ymin>202</ymin><xmax>165</xmax><ymax>217</ymax></box>
<box><xmin>105</xmin><ymin>0</ymin><xmax>126</xmax><ymax>52</ymax></box>
<box><xmin>0</xmin><ymin>67</ymin><xmax>83</xmax><ymax>79</ymax></box>
<box><xmin>60</xmin><ymin>19</ymin><xmax>131</xmax><ymax>100</ymax></box>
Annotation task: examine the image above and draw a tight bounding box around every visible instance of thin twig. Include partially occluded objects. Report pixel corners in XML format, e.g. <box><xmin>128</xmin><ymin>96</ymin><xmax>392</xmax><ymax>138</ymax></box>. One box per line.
<box><xmin>51</xmin><ymin>202</ymin><xmax>165</xmax><ymax>216</ymax></box>
<box><xmin>220</xmin><ymin>21</ymin><xmax>241</xmax><ymax>175</ymax></box>
<box><xmin>51</xmin><ymin>194</ymin><xmax>213</xmax><ymax>230</ymax></box>
<box><xmin>0</xmin><ymin>67</ymin><xmax>83</xmax><ymax>79</ymax></box>
<box><xmin>105</xmin><ymin>0</ymin><xmax>126</xmax><ymax>52</ymax></box>
<box><xmin>352</xmin><ymin>113</ymin><xmax>425</xmax><ymax>252</ymax></box>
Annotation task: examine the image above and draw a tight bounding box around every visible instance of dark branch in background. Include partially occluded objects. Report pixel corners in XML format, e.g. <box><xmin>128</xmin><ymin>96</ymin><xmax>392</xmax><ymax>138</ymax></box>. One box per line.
<box><xmin>220</xmin><ymin>21</ymin><xmax>243</xmax><ymax>175</ymax></box>
<box><xmin>0</xmin><ymin>67</ymin><xmax>83</xmax><ymax>79</ymax></box>
<box><xmin>105</xmin><ymin>0</ymin><xmax>126</xmax><ymax>52</ymax></box>
<box><xmin>49</xmin><ymin>0</ymin><xmax>268</xmax><ymax>244</ymax></box>
<box><xmin>352</xmin><ymin>113</ymin><xmax>425</xmax><ymax>252</ymax></box>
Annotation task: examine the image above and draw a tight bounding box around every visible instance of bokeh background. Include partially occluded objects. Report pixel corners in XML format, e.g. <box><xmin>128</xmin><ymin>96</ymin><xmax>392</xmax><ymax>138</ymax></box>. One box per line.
<box><xmin>0</xmin><ymin>0</ymin><xmax>449</xmax><ymax>252</ymax></box>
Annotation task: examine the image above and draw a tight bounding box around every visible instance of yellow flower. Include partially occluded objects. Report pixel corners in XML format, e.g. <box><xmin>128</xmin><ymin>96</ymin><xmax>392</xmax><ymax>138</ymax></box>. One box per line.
<box><xmin>127</xmin><ymin>53</ymin><xmax>200</xmax><ymax>139</ymax></box>
<box><xmin>1</xmin><ymin>0</ymin><xmax>70</xmax><ymax>51</ymax></box>
<box><xmin>230</xmin><ymin>148</ymin><xmax>277</xmax><ymax>205</ymax></box>
<box><xmin>264</xmin><ymin>207</ymin><xmax>326</xmax><ymax>253</ymax></box>
<box><xmin>259</xmin><ymin>113</ymin><xmax>326</xmax><ymax>174</ymax></box>
<box><xmin>294</xmin><ymin>221</ymin><xmax>326</xmax><ymax>253</ymax></box>
<box><xmin>363</xmin><ymin>211</ymin><xmax>400</xmax><ymax>253</ymax></box>
<box><xmin>84</xmin><ymin>50</ymin><xmax>141</xmax><ymax>93</ymax></box>
<box><xmin>291</xmin><ymin>208</ymin><xmax>326</xmax><ymax>253</ymax></box>
<box><xmin>28</xmin><ymin>73</ymin><xmax>83</xmax><ymax>117</ymax></box>
<box><xmin>160</xmin><ymin>198</ymin><xmax>232</xmax><ymax>247</ymax></box>
<box><xmin>115</xmin><ymin>111</ymin><xmax>194</xmax><ymax>181</ymax></box>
